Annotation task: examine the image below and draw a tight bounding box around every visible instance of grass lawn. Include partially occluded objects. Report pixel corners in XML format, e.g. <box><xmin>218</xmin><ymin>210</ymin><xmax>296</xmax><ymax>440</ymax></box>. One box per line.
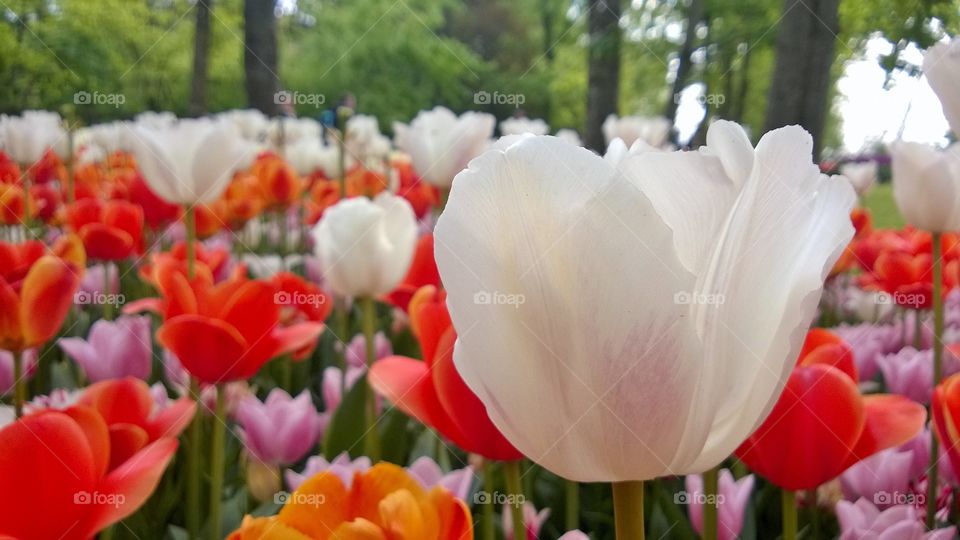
<box><xmin>862</xmin><ymin>182</ymin><xmax>904</xmax><ymax>229</ymax></box>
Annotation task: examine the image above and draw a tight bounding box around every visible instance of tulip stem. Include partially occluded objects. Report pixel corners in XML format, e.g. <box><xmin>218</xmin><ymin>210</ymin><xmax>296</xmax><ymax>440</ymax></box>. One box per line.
<box><xmin>782</xmin><ymin>489</ymin><xmax>797</xmax><ymax>540</ymax></box>
<box><xmin>565</xmin><ymin>479</ymin><xmax>579</xmax><ymax>532</ymax></box>
<box><xmin>503</xmin><ymin>460</ymin><xmax>526</xmax><ymax>540</ymax></box>
<box><xmin>482</xmin><ymin>462</ymin><xmax>496</xmax><ymax>540</ymax></box>
<box><xmin>929</xmin><ymin>231</ymin><xmax>944</xmax><ymax>528</ymax></box>
<box><xmin>914</xmin><ymin>309</ymin><xmax>922</xmax><ymax>349</ymax></box>
<box><xmin>185</xmin><ymin>206</ymin><xmax>196</xmax><ymax>279</ymax></box>
<box><xmin>360</xmin><ymin>296</ymin><xmax>380</xmax><ymax>461</ymax></box>
<box><xmin>209</xmin><ymin>384</ymin><xmax>227</xmax><ymax>540</ymax></box>
<box><xmin>186</xmin><ymin>378</ymin><xmax>202</xmax><ymax>539</ymax></box>
<box><xmin>612</xmin><ymin>480</ymin><xmax>645</xmax><ymax>540</ymax></box>
<box><xmin>703</xmin><ymin>466</ymin><xmax>719</xmax><ymax>540</ymax></box>
<box><xmin>13</xmin><ymin>351</ymin><xmax>24</xmax><ymax>418</ymax></box>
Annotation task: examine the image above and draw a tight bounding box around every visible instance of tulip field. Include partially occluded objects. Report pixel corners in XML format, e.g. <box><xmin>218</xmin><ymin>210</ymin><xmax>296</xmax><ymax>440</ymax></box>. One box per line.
<box><xmin>3</xmin><ymin>1</ymin><xmax>960</xmax><ymax>539</ymax></box>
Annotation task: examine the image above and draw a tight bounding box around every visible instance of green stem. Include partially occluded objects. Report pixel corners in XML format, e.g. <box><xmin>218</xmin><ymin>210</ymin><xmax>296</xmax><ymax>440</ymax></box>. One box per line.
<box><xmin>360</xmin><ymin>296</ymin><xmax>380</xmax><ymax>460</ymax></box>
<box><xmin>22</xmin><ymin>174</ymin><xmax>32</xmax><ymax>234</ymax></box>
<box><xmin>13</xmin><ymin>350</ymin><xmax>25</xmax><ymax>418</ymax></box>
<box><xmin>782</xmin><ymin>489</ymin><xmax>797</xmax><ymax>540</ymax></box>
<box><xmin>482</xmin><ymin>462</ymin><xmax>496</xmax><ymax>540</ymax></box>
<box><xmin>99</xmin><ymin>525</ymin><xmax>114</xmax><ymax>540</ymax></box>
<box><xmin>503</xmin><ymin>461</ymin><xmax>526</xmax><ymax>540</ymax></box>
<box><xmin>209</xmin><ymin>385</ymin><xmax>227</xmax><ymax>540</ymax></box>
<box><xmin>612</xmin><ymin>481</ymin><xmax>645</xmax><ymax>540</ymax></box>
<box><xmin>929</xmin><ymin>231</ymin><xmax>944</xmax><ymax>528</ymax></box>
<box><xmin>185</xmin><ymin>206</ymin><xmax>196</xmax><ymax>279</ymax></box>
<box><xmin>565</xmin><ymin>479</ymin><xmax>579</xmax><ymax>533</ymax></box>
<box><xmin>703</xmin><ymin>466</ymin><xmax>719</xmax><ymax>540</ymax></box>
<box><xmin>186</xmin><ymin>378</ymin><xmax>202</xmax><ymax>539</ymax></box>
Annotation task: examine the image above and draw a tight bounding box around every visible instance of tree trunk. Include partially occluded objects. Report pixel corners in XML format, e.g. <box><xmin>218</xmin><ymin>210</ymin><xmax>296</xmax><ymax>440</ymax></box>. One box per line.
<box><xmin>763</xmin><ymin>0</ymin><xmax>839</xmax><ymax>158</ymax></box>
<box><xmin>189</xmin><ymin>0</ymin><xmax>213</xmax><ymax>117</ymax></box>
<box><xmin>664</xmin><ymin>0</ymin><xmax>704</xmax><ymax>129</ymax></box>
<box><xmin>244</xmin><ymin>0</ymin><xmax>280</xmax><ymax>115</ymax></box>
<box><xmin>584</xmin><ymin>0</ymin><xmax>621</xmax><ymax>152</ymax></box>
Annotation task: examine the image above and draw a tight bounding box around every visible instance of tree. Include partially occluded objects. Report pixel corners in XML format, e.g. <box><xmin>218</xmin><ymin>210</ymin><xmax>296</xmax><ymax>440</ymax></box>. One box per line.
<box><xmin>189</xmin><ymin>0</ymin><xmax>214</xmax><ymax>116</ymax></box>
<box><xmin>763</xmin><ymin>0</ymin><xmax>840</xmax><ymax>157</ymax></box>
<box><xmin>244</xmin><ymin>0</ymin><xmax>280</xmax><ymax>115</ymax></box>
<box><xmin>584</xmin><ymin>0</ymin><xmax>621</xmax><ymax>151</ymax></box>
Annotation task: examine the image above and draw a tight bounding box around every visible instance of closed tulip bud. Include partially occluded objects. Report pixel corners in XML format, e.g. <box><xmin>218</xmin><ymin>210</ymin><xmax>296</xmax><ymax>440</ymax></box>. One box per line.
<box><xmin>435</xmin><ymin>121</ymin><xmax>856</xmax><ymax>482</ymax></box>
<box><xmin>245</xmin><ymin>460</ymin><xmax>282</xmax><ymax>503</ymax></box>
<box><xmin>311</xmin><ymin>192</ymin><xmax>417</xmax><ymax>298</ymax></box>
<box><xmin>924</xmin><ymin>37</ymin><xmax>960</xmax><ymax>139</ymax></box>
<box><xmin>890</xmin><ymin>141</ymin><xmax>960</xmax><ymax>233</ymax></box>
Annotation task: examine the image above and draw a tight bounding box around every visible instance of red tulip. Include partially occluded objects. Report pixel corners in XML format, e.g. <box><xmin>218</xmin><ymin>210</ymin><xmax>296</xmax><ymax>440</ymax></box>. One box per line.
<box><xmin>370</xmin><ymin>285</ymin><xmax>522</xmax><ymax>461</ymax></box>
<box><xmin>932</xmin><ymin>373</ymin><xmax>960</xmax><ymax>477</ymax></box>
<box><xmin>386</xmin><ymin>233</ymin><xmax>441</xmax><ymax>311</ymax></box>
<box><xmin>153</xmin><ymin>261</ymin><xmax>324</xmax><ymax>383</ymax></box>
<box><xmin>64</xmin><ymin>198</ymin><xmax>144</xmax><ymax>261</ymax></box>
<box><xmin>271</xmin><ymin>271</ymin><xmax>332</xmax><ymax>360</ymax></box>
<box><xmin>0</xmin><ymin>407</ymin><xmax>178</xmax><ymax>539</ymax></box>
<box><xmin>736</xmin><ymin>329</ymin><xmax>926</xmax><ymax>491</ymax></box>
<box><xmin>127</xmin><ymin>172</ymin><xmax>180</xmax><ymax>230</ymax></box>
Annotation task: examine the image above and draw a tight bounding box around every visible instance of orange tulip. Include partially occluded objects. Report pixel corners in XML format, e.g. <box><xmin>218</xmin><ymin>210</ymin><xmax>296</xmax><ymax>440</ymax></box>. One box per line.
<box><xmin>0</xmin><ymin>240</ymin><xmax>82</xmax><ymax>352</ymax></box>
<box><xmin>253</xmin><ymin>152</ymin><xmax>303</xmax><ymax>209</ymax></box>
<box><xmin>0</xmin><ymin>405</ymin><xmax>178</xmax><ymax>539</ymax></box>
<box><xmin>0</xmin><ymin>183</ymin><xmax>31</xmax><ymax>225</ymax></box>
<box><xmin>151</xmin><ymin>262</ymin><xmax>324</xmax><ymax>383</ymax></box>
<box><xmin>64</xmin><ymin>198</ymin><xmax>144</xmax><ymax>261</ymax></box>
<box><xmin>229</xmin><ymin>463</ymin><xmax>472</xmax><ymax>540</ymax></box>
<box><xmin>194</xmin><ymin>201</ymin><xmax>228</xmax><ymax>239</ymax></box>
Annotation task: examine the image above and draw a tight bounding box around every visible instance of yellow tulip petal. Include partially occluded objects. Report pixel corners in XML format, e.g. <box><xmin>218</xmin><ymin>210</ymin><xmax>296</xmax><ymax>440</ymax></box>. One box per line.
<box><xmin>378</xmin><ymin>489</ymin><xmax>433</xmax><ymax>540</ymax></box>
<box><xmin>20</xmin><ymin>255</ymin><xmax>79</xmax><ymax>347</ymax></box>
<box><xmin>278</xmin><ymin>471</ymin><xmax>350</xmax><ymax>540</ymax></box>
<box><xmin>351</xmin><ymin>463</ymin><xmax>427</xmax><ymax>527</ymax></box>
<box><xmin>328</xmin><ymin>518</ymin><xmax>387</xmax><ymax>540</ymax></box>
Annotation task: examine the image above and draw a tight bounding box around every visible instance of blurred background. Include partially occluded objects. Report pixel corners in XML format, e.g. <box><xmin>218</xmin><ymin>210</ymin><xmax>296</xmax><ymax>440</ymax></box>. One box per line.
<box><xmin>1</xmin><ymin>0</ymin><xmax>958</xmax><ymax>158</ymax></box>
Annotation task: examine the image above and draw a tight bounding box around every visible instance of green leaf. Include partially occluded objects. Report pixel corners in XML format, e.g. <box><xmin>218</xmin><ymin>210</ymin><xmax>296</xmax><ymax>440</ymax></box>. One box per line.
<box><xmin>322</xmin><ymin>374</ymin><xmax>370</xmax><ymax>459</ymax></box>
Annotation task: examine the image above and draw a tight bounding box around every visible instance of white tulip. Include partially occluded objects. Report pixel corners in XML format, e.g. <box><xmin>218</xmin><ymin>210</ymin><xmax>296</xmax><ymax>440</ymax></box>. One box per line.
<box><xmin>924</xmin><ymin>37</ymin><xmax>960</xmax><ymax>138</ymax></box>
<box><xmin>435</xmin><ymin>120</ymin><xmax>855</xmax><ymax>482</ymax></box>
<box><xmin>555</xmin><ymin>129</ymin><xmax>583</xmax><ymax>147</ymax></box>
<box><xmin>839</xmin><ymin>161</ymin><xmax>878</xmax><ymax>197</ymax></box>
<box><xmin>126</xmin><ymin>118</ymin><xmax>251</xmax><ymax>205</ymax></box>
<box><xmin>218</xmin><ymin>109</ymin><xmax>270</xmax><ymax>142</ymax></box>
<box><xmin>602</xmin><ymin>114</ymin><xmax>672</xmax><ymax>149</ymax></box>
<box><xmin>345</xmin><ymin>115</ymin><xmax>391</xmax><ymax>164</ymax></box>
<box><xmin>286</xmin><ymin>137</ymin><xmax>351</xmax><ymax>177</ymax></box>
<box><xmin>393</xmin><ymin>106</ymin><xmax>495</xmax><ymax>188</ymax></box>
<box><xmin>312</xmin><ymin>193</ymin><xmax>417</xmax><ymax>298</ymax></box>
<box><xmin>134</xmin><ymin>111</ymin><xmax>177</xmax><ymax>130</ymax></box>
<box><xmin>0</xmin><ymin>111</ymin><xmax>67</xmax><ymax>164</ymax></box>
<box><xmin>500</xmin><ymin>117</ymin><xmax>550</xmax><ymax>136</ymax></box>
<box><xmin>890</xmin><ymin>141</ymin><xmax>960</xmax><ymax>232</ymax></box>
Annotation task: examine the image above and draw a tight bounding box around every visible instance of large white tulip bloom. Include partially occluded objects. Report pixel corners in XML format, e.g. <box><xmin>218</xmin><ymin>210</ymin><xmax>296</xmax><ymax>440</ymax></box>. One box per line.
<box><xmin>0</xmin><ymin>111</ymin><xmax>68</xmax><ymax>164</ymax></box>
<box><xmin>435</xmin><ymin>120</ymin><xmax>856</xmax><ymax>482</ymax></box>
<box><xmin>890</xmin><ymin>141</ymin><xmax>960</xmax><ymax>232</ymax></box>
<box><xmin>602</xmin><ymin>114</ymin><xmax>672</xmax><ymax>149</ymax></box>
<box><xmin>126</xmin><ymin>118</ymin><xmax>250</xmax><ymax>205</ymax></box>
<box><xmin>393</xmin><ymin>107</ymin><xmax>494</xmax><ymax>189</ymax></box>
<box><xmin>312</xmin><ymin>193</ymin><xmax>417</xmax><ymax>298</ymax></box>
<box><xmin>924</xmin><ymin>37</ymin><xmax>960</xmax><ymax>138</ymax></box>
<box><xmin>839</xmin><ymin>161</ymin><xmax>877</xmax><ymax>197</ymax></box>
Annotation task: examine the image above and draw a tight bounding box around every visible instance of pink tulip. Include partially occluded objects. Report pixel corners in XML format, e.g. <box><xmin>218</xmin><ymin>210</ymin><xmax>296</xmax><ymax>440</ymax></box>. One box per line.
<box><xmin>685</xmin><ymin>469</ymin><xmax>755</xmax><ymax>540</ymax></box>
<box><xmin>840</xmin><ymin>448</ymin><xmax>915</xmax><ymax>507</ymax></box>
<box><xmin>78</xmin><ymin>262</ymin><xmax>119</xmax><ymax>297</ymax></box>
<box><xmin>833</xmin><ymin>323</ymin><xmax>904</xmax><ymax>381</ymax></box>
<box><xmin>286</xmin><ymin>453</ymin><xmax>372</xmax><ymax>491</ymax></box>
<box><xmin>0</xmin><ymin>349</ymin><xmax>37</xmax><ymax>395</ymax></box>
<box><xmin>877</xmin><ymin>347</ymin><xmax>960</xmax><ymax>404</ymax></box>
<box><xmin>406</xmin><ymin>456</ymin><xmax>476</xmax><ymax>502</ymax></box>
<box><xmin>321</xmin><ymin>365</ymin><xmax>367</xmax><ymax>416</ymax></box>
<box><xmin>234</xmin><ymin>388</ymin><xmax>323</xmax><ymax>465</ymax></box>
<box><xmin>502</xmin><ymin>502</ymin><xmax>550</xmax><ymax>540</ymax></box>
<box><xmin>558</xmin><ymin>532</ymin><xmax>589</xmax><ymax>540</ymax></box>
<box><xmin>836</xmin><ymin>499</ymin><xmax>955</xmax><ymax>540</ymax></box>
<box><xmin>58</xmin><ymin>315</ymin><xmax>152</xmax><ymax>382</ymax></box>
<box><xmin>343</xmin><ymin>331</ymin><xmax>392</xmax><ymax>368</ymax></box>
